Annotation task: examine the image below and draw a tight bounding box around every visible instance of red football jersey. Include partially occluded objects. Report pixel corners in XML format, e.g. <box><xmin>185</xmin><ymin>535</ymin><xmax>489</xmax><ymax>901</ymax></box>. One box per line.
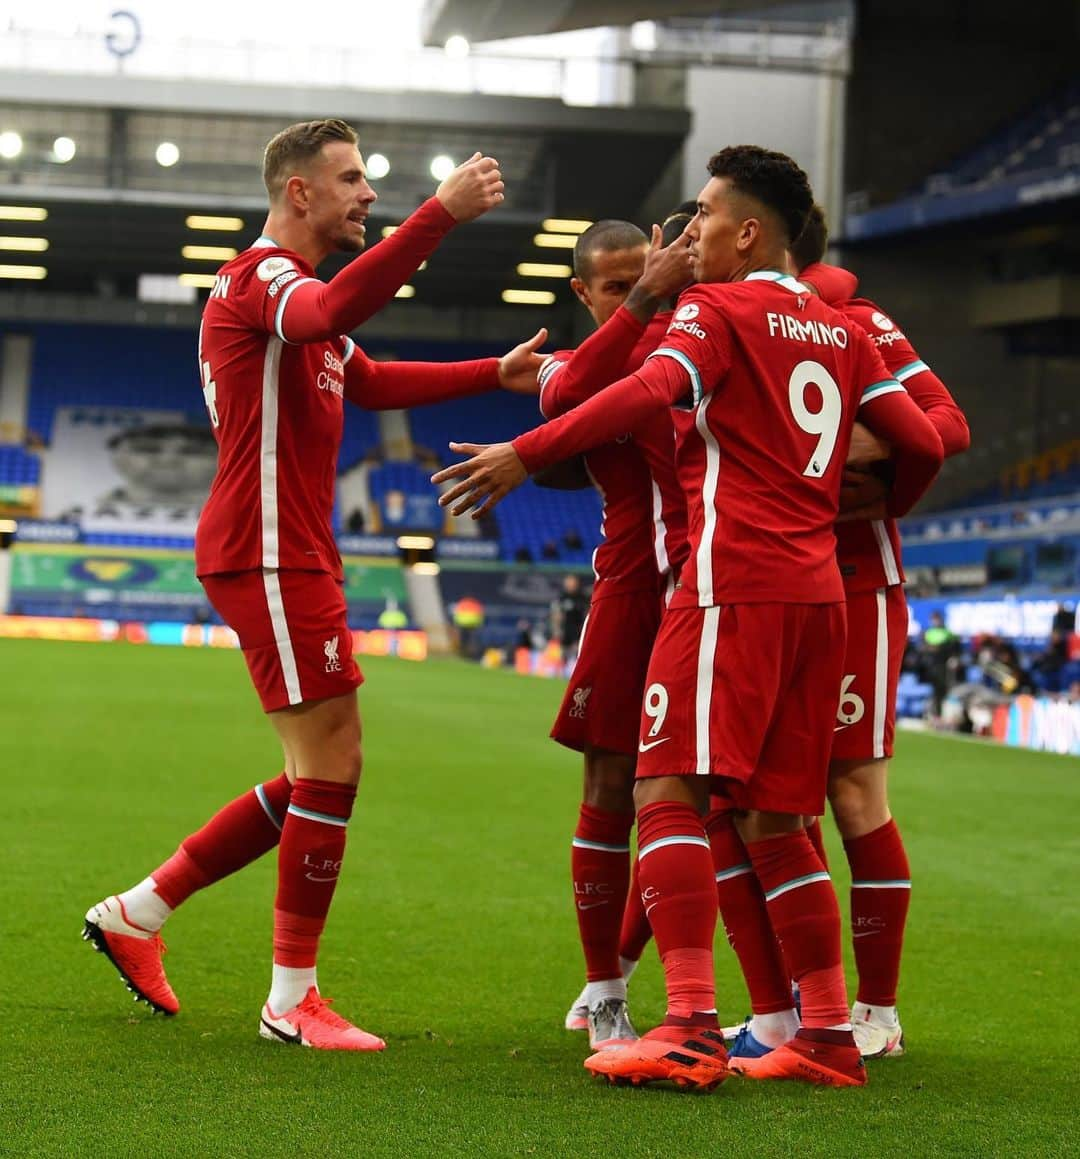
<box><xmin>627</xmin><ymin>314</ymin><xmax>691</xmax><ymax>583</ymax></box>
<box><xmin>649</xmin><ymin>273</ymin><xmax>907</xmax><ymax>606</ymax></box>
<box><xmin>195</xmin><ymin>240</ymin><xmax>353</xmax><ymax>580</ymax></box>
<box><xmin>538</xmin><ymin>311</ymin><xmax>687</xmax><ymax>595</ymax></box>
<box><xmin>512</xmin><ymin>273</ymin><xmax>944</xmax><ymax>608</ymax></box>
<box><xmin>837</xmin><ymin>297</ymin><xmax>968</xmax><ymax>593</ymax></box>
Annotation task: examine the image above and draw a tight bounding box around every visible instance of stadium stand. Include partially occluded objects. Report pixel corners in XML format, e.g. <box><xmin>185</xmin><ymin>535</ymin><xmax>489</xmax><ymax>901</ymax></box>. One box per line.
<box><xmin>846</xmin><ymin>78</ymin><xmax>1080</xmax><ymax>238</ymax></box>
<box><xmin>367</xmin><ymin>460</ymin><xmax>444</xmax><ymax>531</ymax></box>
<box><xmin>923</xmin><ymin>79</ymin><xmax>1080</xmax><ymax>193</ymax></box>
<box><xmin>21</xmin><ymin>321</ymin><xmax>382</xmax><ymax>474</ymax></box>
<box><xmin>12</xmin><ymin>323</ymin><xmax>605</xmax><ymax>560</ymax></box>
<box><xmin>25</xmin><ymin>324</ymin><xmax>200</xmax><ymax>442</ymax></box>
<box><xmin>0</xmin><ymin>444</ymin><xmax>41</xmax><ymax>486</ymax></box>
<box><xmin>407</xmin><ymin>389</ymin><xmax>603</xmax><ymax>563</ymax></box>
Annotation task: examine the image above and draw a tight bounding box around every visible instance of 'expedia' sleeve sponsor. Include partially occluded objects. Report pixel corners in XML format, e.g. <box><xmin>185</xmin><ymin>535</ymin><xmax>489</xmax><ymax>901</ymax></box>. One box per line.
<box><xmin>642</xmin><ymin>288</ymin><xmax>732</xmax><ymax>406</ymax></box>
<box><xmin>851</xmin><ymin>329</ymin><xmax>943</xmax><ymax>516</ymax></box>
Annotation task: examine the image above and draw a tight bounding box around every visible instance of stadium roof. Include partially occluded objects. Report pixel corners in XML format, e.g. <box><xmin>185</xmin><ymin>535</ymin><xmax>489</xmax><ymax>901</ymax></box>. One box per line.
<box><xmin>0</xmin><ymin>73</ymin><xmax>688</xmax><ymax>308</ymax></box>
<box><xmin>421</xmin><ymin>0</ymin><xmax>807</xmax><ymax>43</ymax></box>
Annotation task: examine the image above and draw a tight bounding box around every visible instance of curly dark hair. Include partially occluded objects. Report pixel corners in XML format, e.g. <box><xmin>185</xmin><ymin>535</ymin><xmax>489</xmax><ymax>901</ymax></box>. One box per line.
<box><xmin>706</xmin><ymin>146</ymin><xmax>813</xmax><ymax>245</ymax></box>
<box><xmin>790</xmin><ymin>203</ymin><xmax>829</xmax><ymax>270</ymax></box>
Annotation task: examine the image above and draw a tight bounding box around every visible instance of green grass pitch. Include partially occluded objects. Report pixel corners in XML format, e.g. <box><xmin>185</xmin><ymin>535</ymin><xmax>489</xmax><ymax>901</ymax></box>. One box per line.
<box><xmin>3</xmin><ymin>639</ymin><xmax>1077</xmax><ymax>1157</ymax></box>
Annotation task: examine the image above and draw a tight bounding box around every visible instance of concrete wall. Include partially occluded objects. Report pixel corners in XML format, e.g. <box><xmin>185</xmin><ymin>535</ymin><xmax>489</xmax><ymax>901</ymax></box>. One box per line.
<box><xmin>682</xmin><ymin>65</ymin><xmax>846</xmax><ymax>221</ymax></box>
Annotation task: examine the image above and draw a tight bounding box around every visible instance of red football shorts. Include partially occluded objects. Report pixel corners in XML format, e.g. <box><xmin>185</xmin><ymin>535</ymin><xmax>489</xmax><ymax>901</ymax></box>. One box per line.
<box><xmin>201</xmin><ymin>569</ymin><xmax>364</xmax><ymax>713</ymax></box>
<box><xmin>551</xmin><ymin>587</ymin><xmax>664</xmax><ymax>757</ymax></box>
<box><xmin>636</xmin><ymin>602</ymin><xmax>846</xmax><ymax>816</ymax></box>
<box><xmin>830</xmin><ymin>585</ymin><xmax>908</xmax><ymax>762</ymax></box>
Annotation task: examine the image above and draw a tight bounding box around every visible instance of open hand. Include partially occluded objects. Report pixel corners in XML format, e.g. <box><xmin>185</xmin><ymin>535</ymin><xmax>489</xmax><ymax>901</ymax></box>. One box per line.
<box><xmin>498</xmin><ymin>328</ymin><xmax>549</xmax><ymax>394</ymax></box>
<box><xmin>431</xmin><ymin>442</ymin><xmax>527</xmax><ymax>518</ymax></box>
<box><xmin>436</xmin><ymin>152</ymin><xmax>505</xmax><ymax>222</ymax></box>
<box><xmin>624</xmin><ymin>224</ymin><xmax>695</xmax><ymax>321</ymax></box>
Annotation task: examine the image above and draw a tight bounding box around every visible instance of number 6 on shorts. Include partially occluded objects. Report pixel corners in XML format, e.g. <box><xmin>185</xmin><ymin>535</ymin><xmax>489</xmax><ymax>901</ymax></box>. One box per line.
<box><xmin>837</xmin><ymin>673</ymin><xmax>865</xmax><ymax>726</ymax></box>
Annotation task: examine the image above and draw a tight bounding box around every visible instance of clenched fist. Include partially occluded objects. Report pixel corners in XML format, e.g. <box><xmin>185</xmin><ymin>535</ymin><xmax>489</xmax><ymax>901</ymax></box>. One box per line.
<box><xmin>436</xmin><ymin>152</ymin><xmax>505</xmax><ymax>223</ymax></box>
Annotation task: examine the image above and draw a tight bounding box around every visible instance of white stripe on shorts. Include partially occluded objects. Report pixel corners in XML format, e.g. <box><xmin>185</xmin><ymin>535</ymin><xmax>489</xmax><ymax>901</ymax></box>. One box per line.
<box><xmin>695</xmin><ymin>606</ymin><xmax>721</xmax><ymax>776</ymax></box>
<box><xmin>871</xmin><ymin>519</ymin><xmax>901</xmax><ymax>586</ymax></box>
<box><xmin>263</xmin><ymin>570</ymin><xmax>302</xmax><ymax>706</ymax></box>
<box><xmin>873</xmin><ymin>588</ymin><xmax>889</xmax><ymax>759</ymax></box>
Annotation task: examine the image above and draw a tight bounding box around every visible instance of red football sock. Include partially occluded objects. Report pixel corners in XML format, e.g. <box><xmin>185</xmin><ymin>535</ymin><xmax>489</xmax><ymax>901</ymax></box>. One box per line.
<box><xmin>844</xmin><ymin>819</ymin><xmax>911</xmax><ymax>1007</ymax></box>
<box><xmin>273</xmin><ymin>779</ymin><xmax>357</xmax><ymax>969</ymax></box>
<box><xmin>572</xmin><ymin>804</ymin><xmax>634</xmax><ymax>981</ymax></box>
<box><xmin>618</xmin><ymin>855</ymin><xmax>652</xmax><ymax>964</ymax></box>
<box><xmin>636</xmin><ymin>801</ymin><xmax>718</xmax><ymax>1025</ymax></box>
<box><xmin>805</xmin><ymin>816</ymin><xmax>829</xmax><ymax>870</ymax></box>
<box><xmin>746</xmin><ymin>830</ymin><xmax>849</xmax><ymax>1029</ymax></box>
<box><xmin>152</xmin><ymin>772</ymin><xmax>293</xmax><ymax>909</ymax></box>
<box><xmin>705</xmin><ymin>809</ymin><xmax>792</xmax><ymax>1015</ymax></box>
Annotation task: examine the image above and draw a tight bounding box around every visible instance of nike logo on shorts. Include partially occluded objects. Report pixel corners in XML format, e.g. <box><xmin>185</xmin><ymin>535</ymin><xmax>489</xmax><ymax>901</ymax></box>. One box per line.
<box><xmin>638</xmin><ymin>737</ymin><xmax>670</xmax><ymax>753</ymax></box>
<box><xmin>577</xmin><ymin>901</ymin><xmax>608</xmax><ymax>911</ymax></box>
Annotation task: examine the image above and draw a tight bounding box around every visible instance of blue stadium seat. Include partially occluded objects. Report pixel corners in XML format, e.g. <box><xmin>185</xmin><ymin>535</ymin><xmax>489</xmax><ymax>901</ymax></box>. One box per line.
<box><xmin>896</xmin><ymin>672</ymin><xmax>934</xmax><ymax>718</ymax></box>
<box><xmin>922</xmin><ymin>78</ymin><xmax>1080</xmax><ymax>194</ymax></box>
<box><xmin>408</xmin><ymin>390</ymin><xmax>605</xmax><ymax>562</ymax></box>
<box><xmin>0</xmin><ymin>444</ymin><xmax>41</xmax><ymax>485</ymax></box>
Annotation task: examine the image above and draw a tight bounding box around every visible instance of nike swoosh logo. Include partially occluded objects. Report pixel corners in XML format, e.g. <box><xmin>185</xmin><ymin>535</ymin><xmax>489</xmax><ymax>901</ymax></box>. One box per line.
<box><xmin>577</xmin><ymin>901</ymin><xmax>609</xmax><ymax>911</ymax></box>
<box><xmin>833</xmin><ymin>724</ymin><xmax>850</xmax><ymax>732</ymax></box>
<box><xmin>305</xmin><ymin>874</ymin><xmax>338</xmax><ymax>883</ymax></box>
<box><xmin>261</xmin><ymin>1018</ymin><xmax>302</xmax><ymax>1044</ymax></box>
<box><xmin>852</xmin><ymin>931</ymin><xmax>877</xmax><ymax>938</ymax></box>
<box><xmin>638</xmin><ymin>737</ymin><xmax>670</xmax><ymax>753</ymax></box>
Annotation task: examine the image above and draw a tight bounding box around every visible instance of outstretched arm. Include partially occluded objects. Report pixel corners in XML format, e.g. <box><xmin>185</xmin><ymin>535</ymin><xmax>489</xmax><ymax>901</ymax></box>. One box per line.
<box><xmin>344</xmin><ymin>349</ymin><xmax>499</xmax><ymax>410</ymax></box>
<box><xmin>277</xmin><ymin>156</ymin><xmax>505</xmax><ymax>343</ymax></box>
<box><xmin>431</xmin><ymin>356</ymin><xmax>690</xmax><ymax>517</ymax></box>
<box><xmin>540</xmin><ymin>308</ymin><xmax>645</xmax><ymax>418</ymax></box>
<box><xmin>344</xmin><ymin>329</ymin><xmax>547</xmax><ymax>410</ymax></box>
<box><xmin>541</xmin><ymin>226</ymin><xmax>694</xmax><ymax>417</ymax></box>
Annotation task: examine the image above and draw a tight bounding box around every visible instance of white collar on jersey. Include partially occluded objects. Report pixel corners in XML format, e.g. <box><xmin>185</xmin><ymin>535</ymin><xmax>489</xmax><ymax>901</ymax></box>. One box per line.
<box><xmin>745</xmin><ymin>269</ymin><xmax>809</xmax><ymax>295</ymax></box>
<box><xmin>251</xmin><ymin>236</ymin><xmax>279</xmax><ymax>249</ymax></box>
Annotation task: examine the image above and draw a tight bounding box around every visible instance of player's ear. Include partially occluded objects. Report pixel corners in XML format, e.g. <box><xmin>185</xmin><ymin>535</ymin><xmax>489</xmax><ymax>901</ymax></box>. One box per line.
<box><xmin>284</xmin><ymin>174</ymin><xmax>309</xmax><ymax>213</ymax></box>
<box><xmin>570</xmin><ymin>277</ymin><xmax>590</xmax><ymax>309</ymax></box>
<box><xmin>737</xmin><ymin>216</ymin><xmax>759</xmax><ymax>255</ymax></box>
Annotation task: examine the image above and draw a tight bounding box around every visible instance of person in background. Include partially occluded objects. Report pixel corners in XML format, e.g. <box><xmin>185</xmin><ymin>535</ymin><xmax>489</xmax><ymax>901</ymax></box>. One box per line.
<box><xmin>919</xmin><ymin>612</ymin><xmax>961</xmax><ymax>716</ymax></box>
<box><xmin>551</xmin><ymin>574</ymin><xmax>588</xmax><ymax>663</ymax></box>
<box><xmin>1052</xmin><ymin>603</ymin><xmax>1076</xmax><ymax>636</ymax></box>
<box><xmin>377</xmin><ymin>597</ymin><xmax>408</xmax><ymax>631</ymax></box>
<box><xmin>1032</xmin><ymin>630</ymin><xmax>1070</xmax><ymax>691</ymax></box>
<box><xmin>452</xmin><ymin>594</ymin><xmax>485</xmax><ymax>658</ymax></box>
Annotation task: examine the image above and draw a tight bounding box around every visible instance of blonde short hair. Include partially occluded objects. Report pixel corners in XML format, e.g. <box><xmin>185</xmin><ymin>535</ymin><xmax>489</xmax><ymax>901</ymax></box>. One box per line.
<box><xmin>262</xmin><ymin>118</ymin><xmax>358</xmax><ymax>200</ymax></box>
